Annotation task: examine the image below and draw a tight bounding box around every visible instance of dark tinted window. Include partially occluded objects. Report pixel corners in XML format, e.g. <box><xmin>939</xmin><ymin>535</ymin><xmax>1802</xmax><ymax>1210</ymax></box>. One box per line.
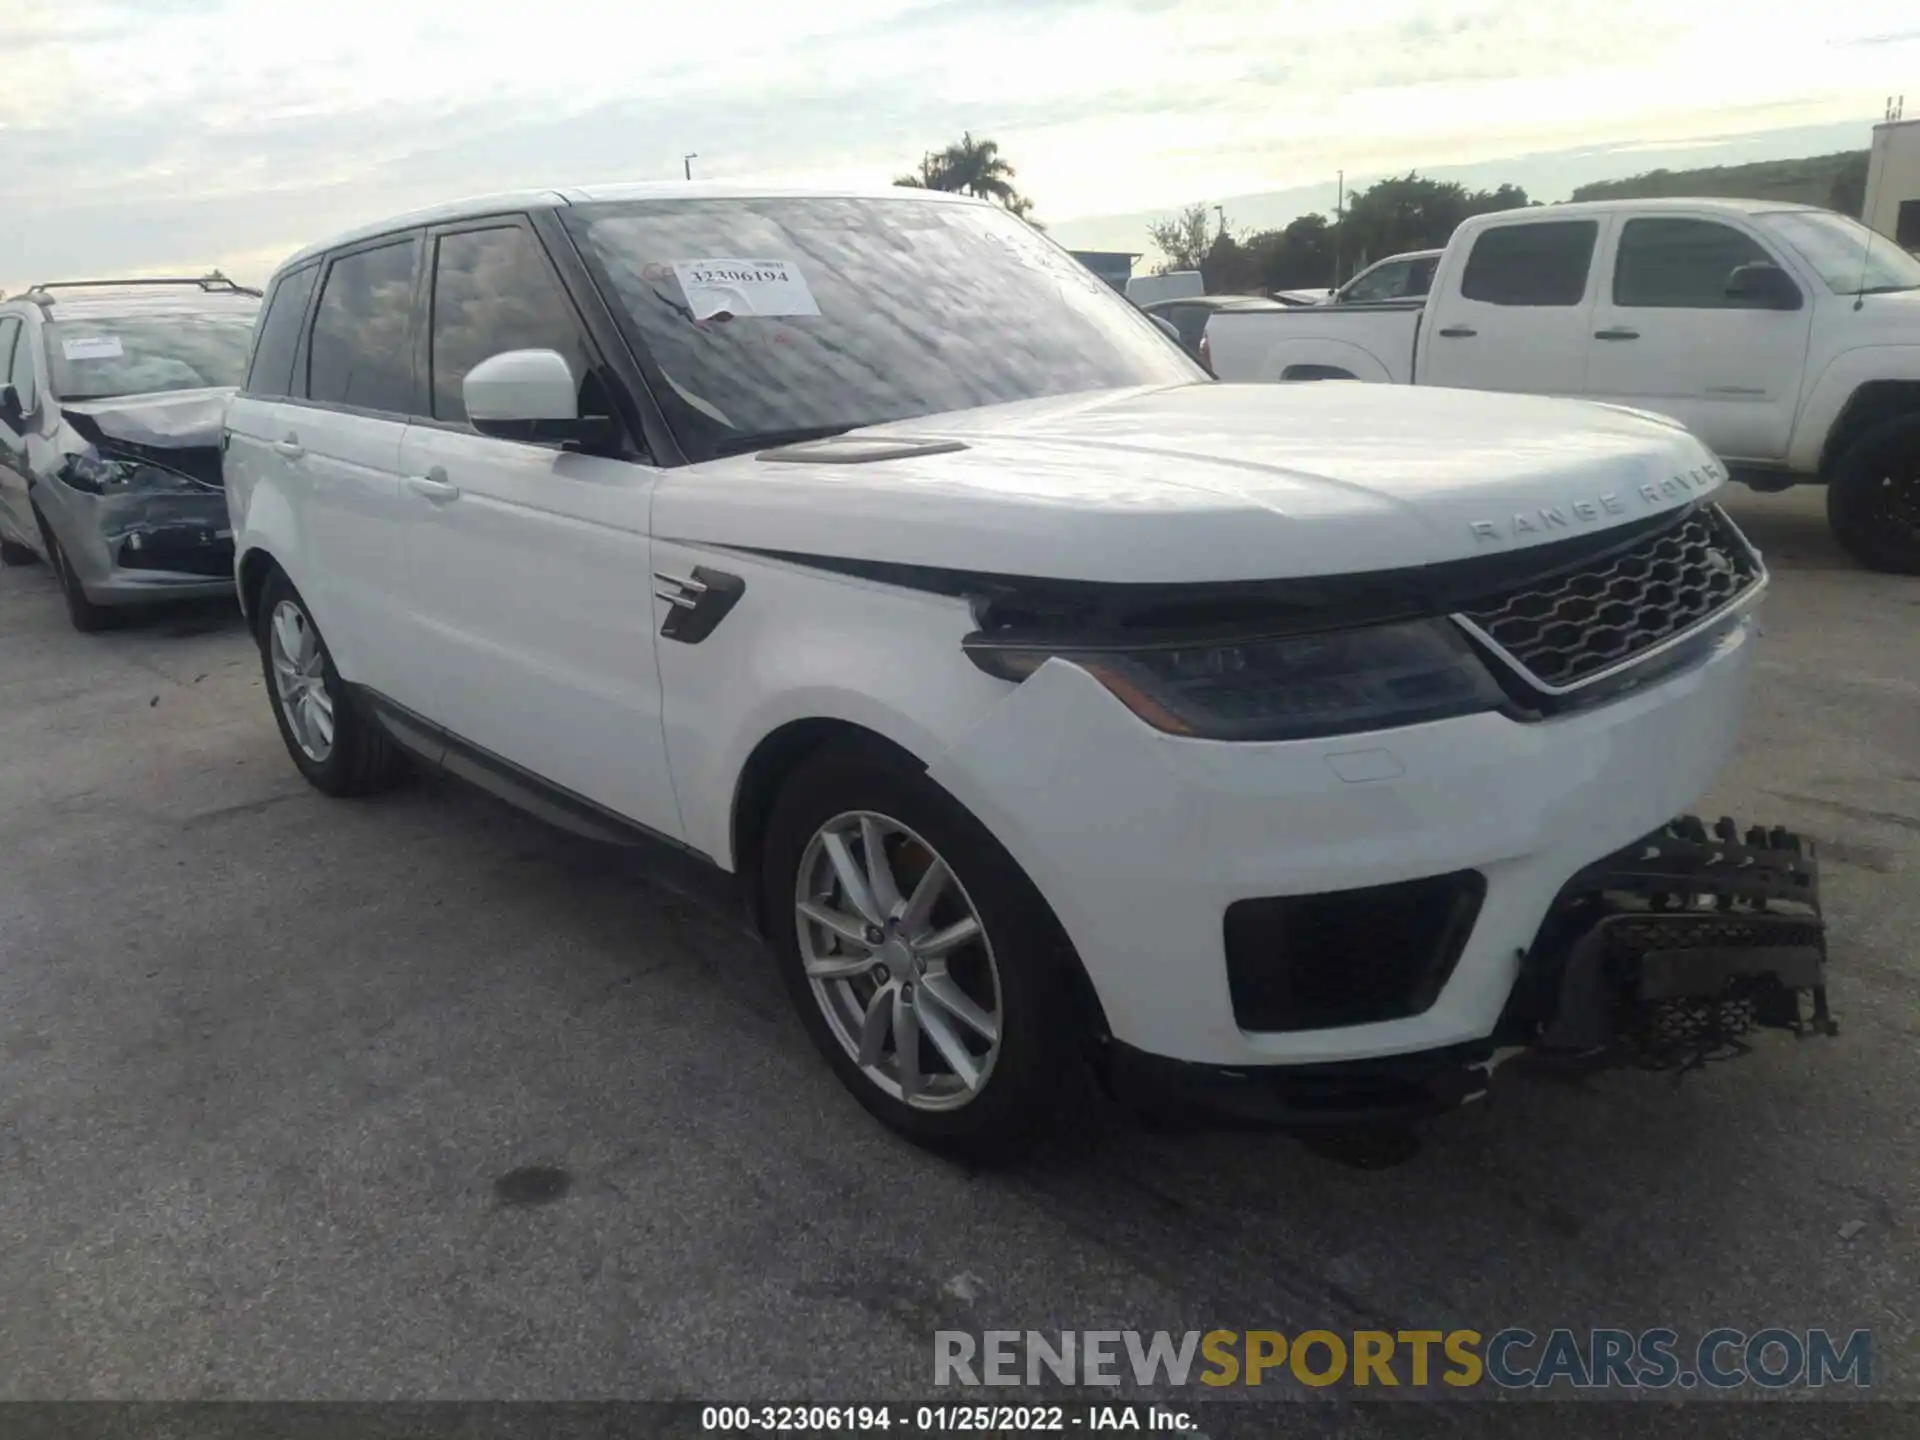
<box><xmin>0</xmin><ymin>318</ymin><xmax>20</xmax><ymax>395</ymax></box>
<box><xmin>1407</xmin><ymin>255</ymin><xmax>1438</xmax><ymax>296</ymax></box>
<box><xmin>1460</xmin><ymin>221</ymin><xmax>1598</xmax><ymax>306</ymax></box>
<box><xmin>5</xmin><ymin>316</ymin><xmax>39</xmax><ymax>408</ymax></box>
<box><xmin>564</xmin><ymin>196</ymin><xmax>1202</xmax><ymax>463</ymax></box>
<box><xmin>246</xmin><ymin>264</ymin><xmax>318</xmax><ymax>398</ymax></box>
<box><xmin>1899</xmin><ymin>200</ymin><xmax>1920</xmax><ymax>251</ymax></box>
<box><xmin>307</xmin><ymin>238</ymin><xmax>420</xmax><ymax>412</ymax></box>
<box><xmin>1613</xmin><ymin>218</ymin><xmax>1776</xmax><ymax>308</ymax></box>
<box><xmin>430</xmin><ymin>226</ymin><xmax>593</xmax><ymax>423</ymax></box>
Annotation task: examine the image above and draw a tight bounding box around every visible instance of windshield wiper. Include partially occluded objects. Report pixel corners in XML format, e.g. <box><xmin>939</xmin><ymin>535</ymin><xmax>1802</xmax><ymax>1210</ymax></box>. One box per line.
<box><xmin>706</xmin><ymin>424</ymin><xmax>860</xmax><ymax>458</ymax></box>
<box><xmin>1853</xmin><ymin>283</ymin><xmax>1920</xmax><ymax>296</ymax></box>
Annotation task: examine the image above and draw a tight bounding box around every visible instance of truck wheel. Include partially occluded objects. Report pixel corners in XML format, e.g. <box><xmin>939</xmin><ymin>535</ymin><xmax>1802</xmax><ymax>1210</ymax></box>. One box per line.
<box><xmin>1826</xmin><ymin>417</ymin><xmax>1920</xmax><ymax>575</ymax></box>
<box><xmin>761</xmin><ymin>738</ymin><xmax>1079</xmax><ymax>1163</ymax></box>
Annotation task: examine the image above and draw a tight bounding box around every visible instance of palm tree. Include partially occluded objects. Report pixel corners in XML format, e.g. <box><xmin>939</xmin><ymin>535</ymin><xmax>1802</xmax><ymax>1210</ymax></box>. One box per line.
<box><xmin>892</xmin><ymin>133</ymin><xmax>1040</xmax><ymax>224</ymax></box>
<box><xmin>937</xmin><ymin>132</ymin><xmax>1019</xmax><ymax>206</ymax></box>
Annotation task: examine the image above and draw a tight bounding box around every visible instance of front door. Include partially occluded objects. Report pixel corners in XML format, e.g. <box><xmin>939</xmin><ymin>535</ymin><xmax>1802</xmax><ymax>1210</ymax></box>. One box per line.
<box><xmin>1583</xmin><ymin>214</ymin><xmax>1813</xmax><ymax>463</ymax></box>
<box><xmin>396</xmin><ymin>219</ymin><xmax>683</xmax><ymax>841</ymax></box>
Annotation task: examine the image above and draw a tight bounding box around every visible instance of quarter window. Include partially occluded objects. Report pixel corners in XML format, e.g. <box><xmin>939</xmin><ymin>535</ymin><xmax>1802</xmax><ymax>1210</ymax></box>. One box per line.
<box><xmin>1460</xmin><ymin>221</ymin><xmax>1598</xmax><ymax>306</ymax></box>
<box><xmin>307</xmin><ymin>238</ymin><xmax>421</xmax><ymax>412</ymax></box>
<box><xmin>429</xmin><ymin>226</ymin><xmax>593</xmax><ymax>424</ymax></box>
<box><xmin>247</xmin><ymin>263</ymin><xmax>319</xmax><ymax>399</ymax></box>
<box><xmin>3</xmin><ymin>316</ymin><xmax>37</xmax><ymax>409</ymax></box>
<box><xmin>1612</xmin><ymin>218</ymin><xmax>1778</xmax><ymax>308</ymax></box>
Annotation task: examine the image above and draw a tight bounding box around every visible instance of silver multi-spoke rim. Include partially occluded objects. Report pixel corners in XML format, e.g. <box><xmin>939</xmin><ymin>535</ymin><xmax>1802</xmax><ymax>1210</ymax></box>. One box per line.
<box><xmin>268</xmin><ymin>599</ymin><xmax>335</xmax><ymax>763</ymax></box>
<box><xmin>796</xmin><ymin>811</ymin><xmax>1002</xmax><ymax>1112</ymax></box>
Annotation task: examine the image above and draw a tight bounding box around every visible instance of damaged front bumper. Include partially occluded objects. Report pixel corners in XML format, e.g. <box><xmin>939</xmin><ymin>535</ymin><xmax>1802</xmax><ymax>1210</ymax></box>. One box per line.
<box><xmin>1104</xmin><ymin>814</ymin><xmax>1833</xmax><ymax>1132</ymax></box>
<box><xmin>1506</xmin><ymin>814</ymin><xmax>1834</xmax><ymax>1069</ymax></box>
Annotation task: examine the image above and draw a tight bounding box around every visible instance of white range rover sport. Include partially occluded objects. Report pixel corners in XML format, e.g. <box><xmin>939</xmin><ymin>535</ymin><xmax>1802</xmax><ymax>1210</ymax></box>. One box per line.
<box><xmin>224</xmin><ymin>183</ymin><xmax>1833</xmax><ymax>1160</ymax></box>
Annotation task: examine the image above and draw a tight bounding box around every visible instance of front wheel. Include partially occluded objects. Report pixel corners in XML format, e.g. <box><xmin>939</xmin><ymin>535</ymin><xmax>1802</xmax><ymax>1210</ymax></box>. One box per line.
<box><xmin>35</xmin><ymin>513</ymin><xmax>114</xmax><ymax>632</ymax></box>
<box><xmin>761</xmin><ymin>740</ymin><xmax>1079</xmax><ymax>1162</ymax></box>
<box><xmin>258</xmin><ymin>568</ymin><xmax>407</xmax><ymax>796</ymax></box>
<box><xmin>1826</xmin><ymin>416</ymin><xmax>1920</xmax><ymax>575</ymax></box>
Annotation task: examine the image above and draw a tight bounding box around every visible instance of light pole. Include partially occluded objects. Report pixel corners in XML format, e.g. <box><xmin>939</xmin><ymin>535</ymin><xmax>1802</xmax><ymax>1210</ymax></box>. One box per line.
<box><xmin>684</xmin><ymin>153</ymin><xmax>698</xmax><ymax>180</ymax></box>
<box><xmin>1333</xmin><ymin>169</ymin><xmax>1344</xmax><ymax>287</ymax></box>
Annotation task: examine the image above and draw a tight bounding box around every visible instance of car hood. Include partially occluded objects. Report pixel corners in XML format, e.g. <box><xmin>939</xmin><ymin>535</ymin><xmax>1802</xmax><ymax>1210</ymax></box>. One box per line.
<box><xmin>61</xmin><ymin>387</ymin><xmax>233</xmax><ymax>488</ymax></box>
<box><xmin>654</xmin><ymin>382</ymin><xmax>1727</xmax><ymax>584</ymax></box>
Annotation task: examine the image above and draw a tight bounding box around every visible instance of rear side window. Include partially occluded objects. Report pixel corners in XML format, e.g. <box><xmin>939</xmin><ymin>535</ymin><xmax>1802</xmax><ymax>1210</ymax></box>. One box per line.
<box><xmin>1613</xmin><ymin>219</ymin><xmax>1776</xmax><ymax>308</ymax></box>
<box><xmin>307</xmin><ymin>237</ymin><xmax>421</xmax><ymax>413</ymax></box>
<box><xmin>246</xmin><ymin>264</ymin><xmax>318</xmax><ymax>398</ymax></box>
<box><xmin>1460</xmin><ymin>221</ymin><xmax>1598</xmax><ymax>306</ymax></box>
<box><xmin>428</xmin><ymin>225</ymin><xmax>593</xmax><ymax>424</ymax></box>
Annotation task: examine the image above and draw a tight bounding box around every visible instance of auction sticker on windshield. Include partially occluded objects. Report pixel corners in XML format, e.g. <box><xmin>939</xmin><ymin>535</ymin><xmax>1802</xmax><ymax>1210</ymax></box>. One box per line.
<box><xmin>673</xmin><ymin>259</ymin><xmax>820</xmax><ymax>320</ymax></box>
<box><xmin>61</xmin><ymin>336</ymin><xmax>126</xmax><ymax>360</ymax></box>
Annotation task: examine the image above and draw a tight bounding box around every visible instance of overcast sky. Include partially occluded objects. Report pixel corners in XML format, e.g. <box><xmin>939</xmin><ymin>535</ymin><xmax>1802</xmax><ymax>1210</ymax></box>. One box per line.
<box><xmin>4</xmin><ymin>0</ymin><xmax>1918</xmax><ymax>289</ymax></box>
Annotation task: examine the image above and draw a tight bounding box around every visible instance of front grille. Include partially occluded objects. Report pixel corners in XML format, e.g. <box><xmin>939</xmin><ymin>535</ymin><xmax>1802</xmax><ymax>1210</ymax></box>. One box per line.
<box><xmin>1224</xmin><ymin>871</ymin><xmax>1486</xmax><ymax>1032</ymax></box>
<box><xmin>1455</xmin><ymin>505</ymin><xmax>1760</xmax><ymax>692</ymax></box>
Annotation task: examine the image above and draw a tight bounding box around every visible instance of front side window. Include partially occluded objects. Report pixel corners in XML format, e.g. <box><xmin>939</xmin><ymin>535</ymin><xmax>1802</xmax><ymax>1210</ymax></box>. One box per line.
<box><xmin>563</xmin><ymin>195</ymin><xmax>1202</xmax><ymax>462</ymax></box>
<box><xmin>44</xmin><ymin>309</ymin><xmax>256</xmax><ymax>401</ymax></box>
<box><xmin>1459</xmin><ymin>221</ymin><xmax>1599</xmax><ymax>307</ymax></box>
<box><xmin>1755</xmin><ymin>209</ymin><xmax>1920</xmax><ymax>295</ymax></box>
<box><xmin>429</xmin><ymin>226</ymin><xmax>594</xmax><ymax>424</ymax></box>
<box><xmin>1612</xmin><ymin>218</ymin><xmax>1779</xmax><ymax>308</ymax></box>
<box><xmin>1342</xmin><ymin>261</ymin><xmax>1410</xmax><ymax>304</ymax></box>
<box><xmin>246</xmin><ymin>264</ymin><xmax>319</xmax><ymax>399</ymax></box>
<box><xmin>307</xmin><ymin>238</ymin><xmax>421</xmax><ymax>412</ymax></box>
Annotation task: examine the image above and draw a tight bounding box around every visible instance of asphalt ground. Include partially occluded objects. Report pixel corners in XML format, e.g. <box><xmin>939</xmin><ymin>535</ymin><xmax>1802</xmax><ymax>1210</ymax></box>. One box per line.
<box><xmin>0</xmin><ymin>487</ymin><xmax>1913</xmax><ymax>1427</ymax></box>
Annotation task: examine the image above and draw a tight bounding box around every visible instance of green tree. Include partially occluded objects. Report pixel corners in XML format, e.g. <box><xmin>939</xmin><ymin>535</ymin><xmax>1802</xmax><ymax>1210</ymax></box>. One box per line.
<box><xmin>1146</xmin><ymin>203</ymin><xmax>1218</xmax><ymax>273</ymax></box>
<box><xmin>893</xmin><ymin>133</ymin><xmax>1040</xmax><ymax>223</ymax></box>
<box><xmin>1337</xmin><ymin>173</ymin><xmax>1531</xmax><ymax>275</ymax></box>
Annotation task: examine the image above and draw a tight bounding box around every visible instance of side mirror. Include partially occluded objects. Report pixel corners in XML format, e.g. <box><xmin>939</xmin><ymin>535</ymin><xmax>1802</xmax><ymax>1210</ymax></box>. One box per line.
<box><xmin>1725</xmin><ymin>261</ymin><xmax>1801</xmax><ymax>311</ymax></box>
<box><xmin>1149</xmin><ymin>315</ymin><xmax>1182</xmax><ymax>344</ymax></box>
<box><xmin>0</xmin><ymin>384</ymin><xmax>23</xmax><ymax>431</ymax></box>
<box><xmin>463</xmin><ymin>349</ymin><xmax>612</xmax><ymax>446</ymax></box>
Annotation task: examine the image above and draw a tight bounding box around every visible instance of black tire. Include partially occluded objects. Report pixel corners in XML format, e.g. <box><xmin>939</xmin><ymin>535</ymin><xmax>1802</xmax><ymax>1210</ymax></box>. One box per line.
<box><xmin>0</xmin><ymin>536</ymin><xmax>37</xmax><ymax>567</ymax></box>
<box><xmin>34</xmin><ymin>512</ymin><xmax>114</xmax><ymax>632</ymax></box>
<box><xmin>1825</xmin><ymin>416</ymin><xmax>1920</xmax><ymax>575</ymax></box>
<box><xmin>257</xmin><ymin>567</ymin><xmax>407</xmax><ymax>797</ymax></box>
<box><xmin>761</xmin><ymin>738</ymin><xmax>1080</xmax><ymax>1163</ymax></box>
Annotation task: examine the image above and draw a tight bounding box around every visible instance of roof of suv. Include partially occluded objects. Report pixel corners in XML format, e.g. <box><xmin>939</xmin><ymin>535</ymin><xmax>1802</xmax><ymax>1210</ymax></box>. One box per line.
<box><xmin>7</xmin><ymin>279</ymin><xmax>261</xmax><ymax>323</ymax></box>
<box><xmin>275</xmin><ymin>180</ymin><xmax>989</xmax><ymax>277</ymax></box>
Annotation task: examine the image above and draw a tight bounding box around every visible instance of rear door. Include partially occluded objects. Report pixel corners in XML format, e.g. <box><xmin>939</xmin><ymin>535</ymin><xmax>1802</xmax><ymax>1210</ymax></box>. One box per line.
<box><xmin>395</xmin><ymin>217</ymin><xmax>683</xmax><ymax>840</ymax></box>
<box><xmin>226</xmin><ymin>261</ymin><xmax>319</xmax><ymax>574</ymax></box>
<box><xmin>1583</xmin><ymin>214</ymin><xmax>1813</xmax><ymax>461</ymax></box>
<box><xmin>289</xmin><ymin>233</ymin><xmax>430</xmax><ymax>706</ymax></box>
<box><xmin>1420</xmin><ymin>218</ymin><xmax>1606</xmax><ymax>394</ymax></box>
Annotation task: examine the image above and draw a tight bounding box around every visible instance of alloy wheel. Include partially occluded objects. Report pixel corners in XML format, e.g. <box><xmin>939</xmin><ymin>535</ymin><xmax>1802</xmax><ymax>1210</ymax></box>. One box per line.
<box><xmin>268</xmin><ymin>599</ymin><xmax>335</xmax><ymax>763</ymax></box>
<box><xmin>794</xmin><ymin>811</ymin><xmax>1003</xmax><ymax>1111</ymax></box>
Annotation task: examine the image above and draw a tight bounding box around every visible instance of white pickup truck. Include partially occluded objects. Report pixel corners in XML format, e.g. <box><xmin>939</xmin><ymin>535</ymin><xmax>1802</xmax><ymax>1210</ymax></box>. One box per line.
<box><xmin>1205</xmin><ymin>198</ymin><xmax>1920</xmax><ymax>572</ymax></box>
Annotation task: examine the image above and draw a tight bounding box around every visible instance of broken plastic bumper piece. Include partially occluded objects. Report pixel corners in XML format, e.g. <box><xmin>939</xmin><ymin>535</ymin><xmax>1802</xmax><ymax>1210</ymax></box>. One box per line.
<box><xmin>1515</xmin><ymin>815</ymin><xmax>1834</xmax><ymax>1072</ymax></box>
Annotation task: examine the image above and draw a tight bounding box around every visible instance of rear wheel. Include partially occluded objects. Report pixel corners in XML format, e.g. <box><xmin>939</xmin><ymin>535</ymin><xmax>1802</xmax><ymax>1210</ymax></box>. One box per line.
<box><xmin>1826</xmin><ymin>416</ymin><xmax>1920</xmax><ymax>575</ymax></box>
<box><xmin>0</xmin><ymin>536</ymin><xmax>37</xmax><ymax>567</ymax></box>
<box><xmin>761</xmin><ymin>740</ymin><xmax>1079</xmax><ymax>1162</ymax></box>
<box><xmin>258</xmin><ymin>568</ymin><xmax>406</xmax><ymax>796</ymax></box>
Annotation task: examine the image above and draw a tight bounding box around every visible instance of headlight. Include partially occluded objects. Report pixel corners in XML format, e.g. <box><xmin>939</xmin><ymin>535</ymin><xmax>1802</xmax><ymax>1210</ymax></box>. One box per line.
<box><xmin>963</xmin><ymin>618</ymin><xmax>1505</xmax><ymax>741</ymax></box>
<box><xmin>58</xmin><ymin>452</ymin><xmax>213</xmax><ymax>496</ymax></box>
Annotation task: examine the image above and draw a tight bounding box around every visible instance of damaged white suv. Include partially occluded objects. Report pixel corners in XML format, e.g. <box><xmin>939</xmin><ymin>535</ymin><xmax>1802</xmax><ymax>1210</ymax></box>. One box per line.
<box><xmin>225</xmin><ymin>184</ymin><xmax>1832</xmax><ymax>1159</ymax></box>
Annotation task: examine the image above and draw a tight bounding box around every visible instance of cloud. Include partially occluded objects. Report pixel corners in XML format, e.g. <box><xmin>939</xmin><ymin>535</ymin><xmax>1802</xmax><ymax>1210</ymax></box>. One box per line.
<box><xmin>3</xmin><ymin>0</ymin><xmax>1918</xmax><ymax>290</ymax></box>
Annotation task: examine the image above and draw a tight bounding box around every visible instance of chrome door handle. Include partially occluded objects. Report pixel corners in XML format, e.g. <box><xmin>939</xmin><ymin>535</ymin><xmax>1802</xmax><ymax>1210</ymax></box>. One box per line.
<box><xmin>1437</xmin><ymin>325</ymin><xmax>1477</xmax><ymax>338</ymax></box>
<box><xmin>407</xmin><ymin>474</ymin><xmax>461</xmax><ymax>502</ymax></box>
<box><xmin>274</xmin><ymin>437</ymin><xmax>305</xmax><ymax>459</ymax></box>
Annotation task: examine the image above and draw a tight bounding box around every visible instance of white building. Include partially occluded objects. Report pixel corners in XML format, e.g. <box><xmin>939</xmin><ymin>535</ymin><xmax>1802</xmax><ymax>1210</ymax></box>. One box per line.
<box><xmin>1863</xmin><ymin>117</ymin><xmax>1920</xmax><ymax>253</ymax></box>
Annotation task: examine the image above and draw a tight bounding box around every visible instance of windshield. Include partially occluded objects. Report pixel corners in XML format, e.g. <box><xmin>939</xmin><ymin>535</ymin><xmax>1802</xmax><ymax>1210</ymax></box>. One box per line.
<box><xmin>563</xmin><ymin>196</ymin><xmax>1203</xmax><ymax>460</ymax></box>
<box><xmin>1754</xmin><ymin>211</ymin><xmax>1920</xmax><ymax>295</ymax></box>
<box><xmin>47</xmin><ymin>311</ymin><xmax>258</xmax><ymax>400</ymax></box>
